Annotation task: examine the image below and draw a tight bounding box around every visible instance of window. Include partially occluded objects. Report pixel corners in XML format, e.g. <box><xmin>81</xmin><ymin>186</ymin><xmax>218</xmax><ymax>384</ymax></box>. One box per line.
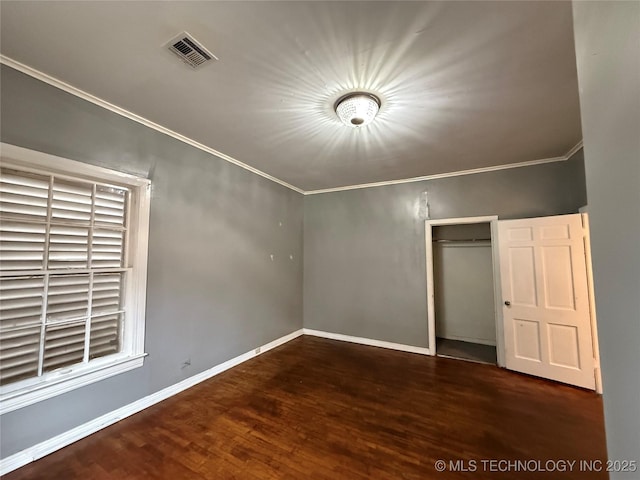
<box><xmin>0</xmin><ymin>143</ymin><xmax>150</xmax><ymax>414</ymax></box>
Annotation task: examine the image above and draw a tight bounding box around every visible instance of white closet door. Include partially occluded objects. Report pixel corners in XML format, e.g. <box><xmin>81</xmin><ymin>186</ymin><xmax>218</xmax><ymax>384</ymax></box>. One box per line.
<box><xmin>498</xmin><ymin>214</ymin><xmax>596</xmax><ymax>389</ymax></box>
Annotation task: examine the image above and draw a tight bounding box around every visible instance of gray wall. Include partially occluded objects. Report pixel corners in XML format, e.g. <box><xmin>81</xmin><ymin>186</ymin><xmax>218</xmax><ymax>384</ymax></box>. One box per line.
<box><xmin>434</xmin><ymin>242</ymin><xmax>496</xmax><ymax>345</ymax></box>
<box><xmin>0</xmin><ymin>65</ymin><xmax>304</xmax><ymax>458</ymax></box>
<box><xmin>303</xmin><ymin>153</ymin><xmax>587</xmax><ymax>346</ymax></box>
<box><xmin>573</xmin><ymin>2</ymin><xmax>640</xmax><ymax>474</ymax></box>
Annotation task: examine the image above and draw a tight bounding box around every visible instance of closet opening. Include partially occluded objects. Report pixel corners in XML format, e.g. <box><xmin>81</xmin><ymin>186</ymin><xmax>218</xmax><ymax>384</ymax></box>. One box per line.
<box><xmin>425</xmin><ymin>216</ymin><xmax>503</xmax><ymax>366</ymax></box>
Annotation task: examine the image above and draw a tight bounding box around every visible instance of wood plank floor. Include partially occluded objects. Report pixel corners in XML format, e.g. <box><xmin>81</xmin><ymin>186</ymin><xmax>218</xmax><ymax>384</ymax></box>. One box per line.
<box><xmin>4</xmin><ymin>336</ymin><xmax>608</xmax><ymax>479</ymax></box>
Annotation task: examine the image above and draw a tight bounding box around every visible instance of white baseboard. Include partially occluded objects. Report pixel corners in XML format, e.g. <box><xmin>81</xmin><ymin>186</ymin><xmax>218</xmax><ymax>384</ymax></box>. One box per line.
<box><xmin>303</xmin><ymin>328</ymin><xmax>431</xmax><ymax>355</ymax></box>
<box><xmin>0</xmin><ymin>328</ymin><xmax>304</xmax><ymax>476</ymax></box>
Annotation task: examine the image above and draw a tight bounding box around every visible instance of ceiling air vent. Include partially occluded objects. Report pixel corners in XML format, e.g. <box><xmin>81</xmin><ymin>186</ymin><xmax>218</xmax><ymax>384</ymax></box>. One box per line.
<box><xmin>165</xmin><ymin>32</ymin><xmax>217</xmax><ymax>69</ymax></box>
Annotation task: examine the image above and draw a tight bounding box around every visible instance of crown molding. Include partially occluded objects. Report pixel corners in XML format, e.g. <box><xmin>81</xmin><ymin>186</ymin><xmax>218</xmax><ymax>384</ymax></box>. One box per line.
<box><xmin>564</xmin><ymin>139</ymin><xmax>584</xmax><ymax>159</ymax></box>
<box><xmin>1</xmin><ymin>55</ymin><xmax>583</xmax><ymax>197</ymax></box>
<box><xmin>303</xmin><ymin>141</ymin><xmax>583</xmax><ymax>195</ymax></box>
<box><xmin>0</xmin><ymin>55</ymin><xmax>304</xmax><ymax>194</ymax></box>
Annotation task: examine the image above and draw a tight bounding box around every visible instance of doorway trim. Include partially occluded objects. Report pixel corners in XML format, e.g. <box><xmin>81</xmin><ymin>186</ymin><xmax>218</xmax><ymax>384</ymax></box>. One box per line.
<box><xmin>425</xmin><ymin>215</ymin><xmax>505</xmax><ymax>366</ymax></box>
<box><xmin>580</xmin><ymin>213</ymin><xmax>603</xmax><ymax>394</ymax></box>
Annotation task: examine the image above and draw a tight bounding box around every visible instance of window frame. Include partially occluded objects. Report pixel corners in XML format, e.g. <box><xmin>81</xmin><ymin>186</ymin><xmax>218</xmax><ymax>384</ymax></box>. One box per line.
<box><xmin>0</xmin><ymin>143</ymin><xmax>151</xmax><ymax>414</ymax></box>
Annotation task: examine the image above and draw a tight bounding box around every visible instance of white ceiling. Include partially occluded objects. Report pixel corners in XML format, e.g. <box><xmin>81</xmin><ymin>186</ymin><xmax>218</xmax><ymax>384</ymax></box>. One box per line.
<box><xmin>0</xmin><ymin>1</ymin><xmax>582</xmax><ymax>192</ymax></box>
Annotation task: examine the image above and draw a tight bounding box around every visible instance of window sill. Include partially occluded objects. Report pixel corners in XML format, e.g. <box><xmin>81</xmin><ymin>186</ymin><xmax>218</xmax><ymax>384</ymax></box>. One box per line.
<box><xmin>0</xmin><ymin>353</ymin><xmax>147</xmax><ymax>415</ymax></box>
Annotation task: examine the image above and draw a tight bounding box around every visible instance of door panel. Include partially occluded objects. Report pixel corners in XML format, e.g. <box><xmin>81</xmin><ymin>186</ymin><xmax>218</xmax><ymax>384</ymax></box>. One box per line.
<box><xmin>514</xmin><ymin>318</ymin><xmax>541</xmax><ymax>361</ymax></box>
<box><xmin>498</xmin><ymin>214</ymin><xmax>595</xmax><ymax>389</ymax></box>
<box><xmin>509</xmin><ymin>247</ymin><xmax>537</xmax><ymax>306</ymax></box>
<box><xmin>541</xmin><ymin>246</ymin><xmax>575</xmax><ymax>309</ymax></box>
<box><xmin>547</xmin><ymin>323</ymin><xmax>579</xmax><ymax>368</ymax></box>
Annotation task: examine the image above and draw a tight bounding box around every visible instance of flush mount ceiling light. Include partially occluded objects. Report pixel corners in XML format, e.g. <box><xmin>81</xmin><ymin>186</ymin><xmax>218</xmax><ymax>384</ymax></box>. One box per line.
<box><xmin>335</xmin><ymin>92</ymin><xmax>381</xmax><ymax>127</ymax></box>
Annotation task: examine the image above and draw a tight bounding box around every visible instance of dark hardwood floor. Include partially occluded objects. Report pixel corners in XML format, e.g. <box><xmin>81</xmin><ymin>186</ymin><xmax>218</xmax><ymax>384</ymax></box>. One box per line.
<box><xmin>4</xmin><ymin>336</ymin><xmax>608</xmax><ymax>479</ymax></box>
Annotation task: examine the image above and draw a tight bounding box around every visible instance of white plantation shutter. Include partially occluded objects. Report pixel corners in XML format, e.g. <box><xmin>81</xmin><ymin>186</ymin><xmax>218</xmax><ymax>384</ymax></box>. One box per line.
<box><xmin>89</xmin><ymin>274</ymin><xmax>123</xmax><ymax>360</ymax></box>
<box><xmin>0</xmin><ymin>326</ymin><xmax>41</xmax><ymax>384</ymax></box>
<box><xmin>91</xmin><ymin>273</ymin><xmax>123</xmax><ymax>316</ymax></box>
<box><xmin>0</xmin><ymin>171</ymin><xmax>49</xmax><ymax>273</ymax></box>
<box><xmin>0</xmin><ymin>276</ymin><xmax>44</xmax><ymax>329</ymax></box>
<box><xmin>0</xmin><ymin>166</ymin><xmax>129</xmax><ymax>387</ymax></box>
<box><xmin>0</xmin><ymin>171</ymin><xmax>50</xmax><ymax>221</ymax></box>
<box><xmin>43</xmin><ymin>321</ymin><xmax>86</xmax><ymax>372</ymax></box>
<box><xmin>48</xmin><ymin>225</ymin><xmax>90</xmax><ymax>269</ymax></box>
<box><xmin>90</xmin><ymin>313</ymin><xmax>121</xmax><ymax>359</ymax></box>
<box><xmin>0</xmin><ymin>276</ymin><xmax>43</xmax><ymax>385</ymax></box>
<box><xmin>52</xmin><ymin>179</ymin><xmax>93</xmax><ymax>223</ymax></box>
<box><xmin>47</xmin><ymin>274</ymin><xmax>90</xmax><ymax>322</ymax></box>
<box><xmin>92</xmin><ymin>230</ymin><xmax>124</xmax><ymax>268</ymax></box>
<box><xmin>95</xmin><ymin>186</ymin><xmax>126</xmax><ymax>227</ymax></box>
<box><xmin>0</xmin><ymin>221</ymin><xmax>47</xmax><ymax>271</ymax></box>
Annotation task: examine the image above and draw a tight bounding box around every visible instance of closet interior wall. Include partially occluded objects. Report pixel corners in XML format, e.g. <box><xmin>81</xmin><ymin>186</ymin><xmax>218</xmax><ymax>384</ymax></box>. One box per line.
<box><xmin>432</xmin><ymin>223</ymin><xmax>497</xmax><ymax>359</ymax></box>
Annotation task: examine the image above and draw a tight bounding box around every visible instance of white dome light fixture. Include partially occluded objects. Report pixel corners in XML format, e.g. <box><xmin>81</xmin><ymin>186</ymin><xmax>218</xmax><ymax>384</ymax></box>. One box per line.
<box><xmin>335</xmin><ymin>92</ymin><xmax>381</xmax><ymax>127</ymax></box>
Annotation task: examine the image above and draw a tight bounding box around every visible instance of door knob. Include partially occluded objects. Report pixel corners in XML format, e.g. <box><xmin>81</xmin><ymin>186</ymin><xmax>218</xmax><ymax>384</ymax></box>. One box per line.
<box><xmin>504</xmin><ymin>301</ymin><xmax>511</xmax><ymax>306</ymax></box>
